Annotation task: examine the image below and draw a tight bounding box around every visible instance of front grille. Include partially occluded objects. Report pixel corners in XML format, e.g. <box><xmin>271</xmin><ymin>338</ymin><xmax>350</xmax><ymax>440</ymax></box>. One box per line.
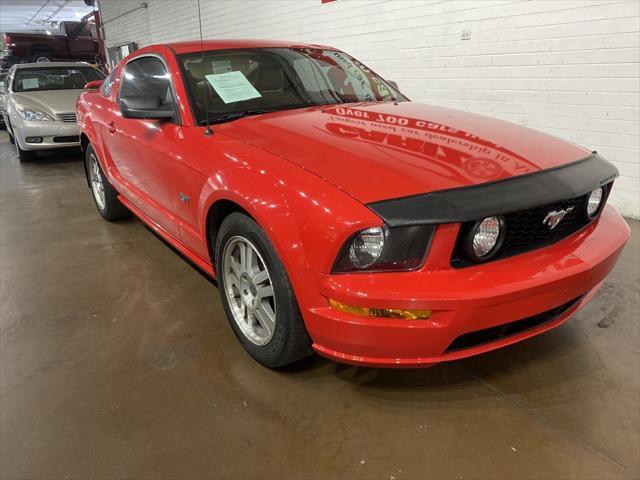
<box><xmin>56</xmin><ymin>112</ymin><xmax>77</xmax><ymax>122</ymax></box>
<box><xmin>53</xmin><ymin>136</ymin><xmax>79</xmax><ymax>143</ymax></box>
<box><xmin>452</xmin><ymin>184</ymin><xmax>611</xmax><ymax>267</ymax></box>
<box><xmin>445</xmin><ymin>296</ymin><xmax>583</xmax><ymax>352</ymax></box>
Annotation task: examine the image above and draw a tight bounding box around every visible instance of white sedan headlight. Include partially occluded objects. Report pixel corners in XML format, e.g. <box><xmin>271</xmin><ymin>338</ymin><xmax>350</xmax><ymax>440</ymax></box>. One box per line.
<box><xmin>17</xmin><ymin>106</ymin><xmax>54</xmax><ymax>121</ymax></box>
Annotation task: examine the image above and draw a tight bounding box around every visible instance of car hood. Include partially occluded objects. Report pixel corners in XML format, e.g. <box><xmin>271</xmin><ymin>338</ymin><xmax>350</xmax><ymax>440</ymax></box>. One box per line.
<box><xmin>12</xmin><ymin>89</ymin><xmax>84</xmax><ymax>115</ymax></box>
<box><xmin>217</xmin><ymin>102</ymin><xmax>592</xmax><ymax>204</ymax></box>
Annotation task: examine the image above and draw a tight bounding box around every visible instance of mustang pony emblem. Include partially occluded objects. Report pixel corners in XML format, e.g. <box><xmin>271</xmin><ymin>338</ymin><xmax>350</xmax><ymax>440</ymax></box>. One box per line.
<box><xmin>543</xmin><ymin>207</ymin><xmax>574</xmax><ymax>230</ymax></box>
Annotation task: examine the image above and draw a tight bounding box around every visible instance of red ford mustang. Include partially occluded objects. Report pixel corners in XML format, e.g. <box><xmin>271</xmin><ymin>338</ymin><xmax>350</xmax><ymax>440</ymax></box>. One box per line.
<box><xmin>76</xmin><ymin>40</ymin><xmax>630</xmax><ymax>368</ymax></box>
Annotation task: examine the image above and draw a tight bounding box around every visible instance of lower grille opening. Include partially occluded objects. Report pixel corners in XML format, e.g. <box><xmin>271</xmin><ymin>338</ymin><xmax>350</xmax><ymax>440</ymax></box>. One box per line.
<box><xmin>445</xmin><ymin>296</ymin><xmax>583</xmax><ymax>352</ymax></box>
<box><xmin>53</xmin><ymin>136</ymin><xmax>79</xmax><ymax>143</ymax></box>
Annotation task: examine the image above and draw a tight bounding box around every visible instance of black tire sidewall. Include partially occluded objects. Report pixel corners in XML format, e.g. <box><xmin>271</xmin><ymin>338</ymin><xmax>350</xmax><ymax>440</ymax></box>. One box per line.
<box><xmin>215</xmin><ymin>213</ymin><xmax>308</xmax><ymax>367</ymax></box>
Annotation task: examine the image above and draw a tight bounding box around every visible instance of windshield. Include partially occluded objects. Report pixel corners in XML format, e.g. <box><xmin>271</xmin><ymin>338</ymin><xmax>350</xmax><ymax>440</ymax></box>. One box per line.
<box><xmin>13</xmin><ymin>66</ymin><xmax>104</xmax><ymax>92</ymax></box>
<box><xmin>179</xmin><ymin>48</ymin><xmax>408</xmax><ymax>124</ymax></box>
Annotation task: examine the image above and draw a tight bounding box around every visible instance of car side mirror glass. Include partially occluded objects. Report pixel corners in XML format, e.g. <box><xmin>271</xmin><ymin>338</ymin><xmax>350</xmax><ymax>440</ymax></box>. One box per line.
<box><xmin>84</xmin><ymin>80</ymin><xmax>103</xmax><ymax>90</ymax></box>
<box><xmin>120</xmin><ymin>95</ymin><xmax>174</xmax><ymax>120</ymax></box>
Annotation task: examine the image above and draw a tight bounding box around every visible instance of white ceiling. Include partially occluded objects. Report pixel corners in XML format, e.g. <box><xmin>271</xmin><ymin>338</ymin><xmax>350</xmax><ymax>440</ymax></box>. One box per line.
<box><xmin>0</xmin><ymin>0</ymin><xmax>95</xmax><ymax>34</ymax></box>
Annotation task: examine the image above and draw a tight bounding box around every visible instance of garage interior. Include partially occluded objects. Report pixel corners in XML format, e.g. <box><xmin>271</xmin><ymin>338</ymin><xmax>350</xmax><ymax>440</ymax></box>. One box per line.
<box><xmin>1</xmin><ymin>1</ymin><xmax>639</xmax><ymax>479</ymax></box>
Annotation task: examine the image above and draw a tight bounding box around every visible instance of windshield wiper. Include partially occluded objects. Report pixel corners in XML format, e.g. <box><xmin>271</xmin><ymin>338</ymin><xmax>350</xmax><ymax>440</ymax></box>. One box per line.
<box><xmin>202</xmin><ymin>109</ymin><xmax>270</xmax><ymax>125</ymax></box>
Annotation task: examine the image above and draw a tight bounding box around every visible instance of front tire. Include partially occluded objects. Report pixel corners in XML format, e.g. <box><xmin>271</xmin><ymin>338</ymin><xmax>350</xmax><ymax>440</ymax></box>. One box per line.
<box><xmin>7</xmin><ymin>120</ymin><xmax>15</xmax><ymax>144</ymax></box>
<box><xmin>215</xmin><ymin>213</ymin><xmax>312</xmax><ymax>368</ymax></box>
<box><xmin>85</xmin><ymin>144</ymin><xmax>130</xmax><ymax>221</ymax></box>
<box><xmin>15</xmin><ymin>141</ymin><xmax>36</xmax><ymax>161</ymax></box>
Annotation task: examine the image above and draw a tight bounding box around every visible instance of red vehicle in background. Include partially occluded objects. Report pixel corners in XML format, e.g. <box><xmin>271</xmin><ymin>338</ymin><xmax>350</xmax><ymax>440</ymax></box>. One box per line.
<box><xmin>76</xmin><ymin>40</ymin><xmax>629</xmax><ymax>369</ymax></box>
<box><xmin>1</xmin><ymin>21</ymin><xmax>99</xmax><ymax>68</ymax></box>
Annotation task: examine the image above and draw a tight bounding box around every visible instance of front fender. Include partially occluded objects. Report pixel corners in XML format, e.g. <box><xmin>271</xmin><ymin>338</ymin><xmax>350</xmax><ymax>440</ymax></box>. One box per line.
<box><xmin>197</xmin><ymin>138</ymin><xmax>381</xmax><ymax>275</ymax></box>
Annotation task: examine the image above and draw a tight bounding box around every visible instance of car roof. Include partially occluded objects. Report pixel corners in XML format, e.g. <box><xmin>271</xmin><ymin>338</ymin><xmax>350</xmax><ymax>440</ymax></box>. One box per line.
<box><xmin>13</xmin><ymin>62</ymin><xmax>97</xmax><ymax>69</ymax></box>
<box><xmin>162</xmin><ymin>39</ymin><xmax>336</xmax><ymax>55</ymax></box>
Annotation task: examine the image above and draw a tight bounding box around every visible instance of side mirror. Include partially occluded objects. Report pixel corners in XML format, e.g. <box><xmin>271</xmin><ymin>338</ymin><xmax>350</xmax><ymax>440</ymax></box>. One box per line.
<box><xmin>120</xmin><ymin>95</ymin><xmax>174</xmax><ymax>120</ymax></box>
<box><xmin>84</xmin><ymin>80</ymin><xmax>103</xmax><ymax>89</ymax></box>
<box><xmin>387</xmin><ymin>80</ymin><xmax>399</xmax><ymax>90</ymax></box>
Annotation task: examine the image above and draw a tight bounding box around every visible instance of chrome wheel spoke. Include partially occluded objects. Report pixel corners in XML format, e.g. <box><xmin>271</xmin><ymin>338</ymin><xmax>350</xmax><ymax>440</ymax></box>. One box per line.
<box><xmin>257</xmin><ymin>285</ymin><xmax>274</xmax><ymax>300</ymax></box>
<box><xmin>227</xmin><ymin>273</ymin><xmax>241</xmax><ymax>296</ymax></box>
<box><xmin>254</xmin><ymin>303</ymin><xmax>275</xmax><ymax>337</ymax></box>
<box><xmin>239</xmin><ymin>242</ymin><xmax>247</xmax><ymax>272</ymax></box>
<box><xmin>253</xmin><ymin>269</ymin><xmax>269</xmax><ymax>285</ymax></box>
<box><xmin>228</xmin><ymin>257</ymin><xmax>242</xmax><ymax>282</ymax></box>
<box><xmin>245</xmin><ymin>245</ymin><xmax>254</xmax><ymax>274</ymax></box>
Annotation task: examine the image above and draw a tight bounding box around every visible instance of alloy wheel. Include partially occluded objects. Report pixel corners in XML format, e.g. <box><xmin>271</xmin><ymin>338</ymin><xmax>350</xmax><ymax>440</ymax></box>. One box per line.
<box><xmin>222</xmin><ymin>236</ymin><xmax>277</xmax><ymax>346</ymax></box>
<box><xmin>88</xmin><ymin>153</ymin><xmax>106</xmax><ymax>210</ymax></box>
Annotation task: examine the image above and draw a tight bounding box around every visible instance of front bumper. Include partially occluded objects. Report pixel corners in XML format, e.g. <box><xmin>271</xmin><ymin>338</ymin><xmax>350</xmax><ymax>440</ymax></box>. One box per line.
<box><xmin>295</xmin><ymin>205</ymin><xmax>629</xmax><ymax>367</ymax></box>
<box><xmin>13</xmin><ymin>118</ymin><xmax>80</xmax><ymax>150</ymax></box>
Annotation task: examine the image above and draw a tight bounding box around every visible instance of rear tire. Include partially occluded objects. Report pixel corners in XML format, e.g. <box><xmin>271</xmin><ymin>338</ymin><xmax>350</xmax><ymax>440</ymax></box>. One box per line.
<box><xmin>30</xmin><ymin>52</ymin><xmax>52</xmax><ymax>63</ymax></box>
<box><xmin>85</xmin><ymin>144</ymin><xmax>130</xmax><ymax>221</ymax></box>
<box><xmin>215</xmin><ymin>212</ymin><xmax>312</xmax><ymax>368</ymax></box>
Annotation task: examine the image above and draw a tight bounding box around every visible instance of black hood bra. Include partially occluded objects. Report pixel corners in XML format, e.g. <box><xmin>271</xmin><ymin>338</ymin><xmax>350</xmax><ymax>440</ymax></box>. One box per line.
<box><xmin>367</xmin><ymin>153</ymin><xmax>619</xmax><ymax>227</ymax></box>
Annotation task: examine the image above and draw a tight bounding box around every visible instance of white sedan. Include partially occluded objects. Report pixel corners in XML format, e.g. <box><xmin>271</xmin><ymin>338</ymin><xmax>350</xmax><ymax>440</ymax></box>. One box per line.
<box><xmin>2</xmin><ymin>62</ymin><xmax>104</xmax><ymax>161</ymax></box>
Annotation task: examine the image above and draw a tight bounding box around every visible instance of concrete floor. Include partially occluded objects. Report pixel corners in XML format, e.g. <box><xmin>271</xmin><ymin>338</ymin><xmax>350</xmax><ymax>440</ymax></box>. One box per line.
<box><xmin>0</xmin><ymin>131</ymin><xmax>638</xmax><ymax>480</ymax></box>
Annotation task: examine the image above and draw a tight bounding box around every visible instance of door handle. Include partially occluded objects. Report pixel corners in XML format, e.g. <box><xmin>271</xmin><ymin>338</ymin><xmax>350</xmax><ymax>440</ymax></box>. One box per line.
<box><xmin>107</xmin><ymin>121</ymin><xmax>116</xmax><ymax>133</ymax></box>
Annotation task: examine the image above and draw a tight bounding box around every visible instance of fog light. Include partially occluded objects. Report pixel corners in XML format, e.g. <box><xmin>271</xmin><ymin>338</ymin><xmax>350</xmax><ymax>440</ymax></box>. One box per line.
<box><xmin>470</xmin><ymin>215</ymin><xmax>504</xmax><ymax>260</ymax></box>
<box><xmin>25</xmin><ymin>136</ymin><xmax>43</xmax><ymax>143</ymax></box>
<box><xmin>587</xmin><ymin>187</ymin><xmax>604</xmax><ymax>217</ymax></box>
<box><xmin>329</xmin><ymin>298</ymin><xmax>431</xmax><ymax>320</ymax></box>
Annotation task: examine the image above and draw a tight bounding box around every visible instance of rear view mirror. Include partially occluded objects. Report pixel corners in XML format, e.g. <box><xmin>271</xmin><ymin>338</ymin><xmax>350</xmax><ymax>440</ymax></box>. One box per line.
<box><xmin>84</xmin><ymin>80</ymin><xmax>103</xmax><ymax>89</ymax></box>
<box><xmin>387</xmin><ymin>80</ymin><xmax>399</xmax><ymax>90</ymax></box>
<box><xmin>120</xmin><ymin>95</ymin><xmax>174</xmax><ymax>120</ymax></box>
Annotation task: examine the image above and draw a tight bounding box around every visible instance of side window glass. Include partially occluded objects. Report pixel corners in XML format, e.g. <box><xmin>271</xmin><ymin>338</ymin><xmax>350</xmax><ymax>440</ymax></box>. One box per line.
<box><xmin>120</xmin><ymin>57</ymin><xmax>173</xmax><ymax>106</ymax></box>
<box><xmin>101</xmin><ymin>68</ymin><xmax>116</xmax><ymax>97</ymax></box>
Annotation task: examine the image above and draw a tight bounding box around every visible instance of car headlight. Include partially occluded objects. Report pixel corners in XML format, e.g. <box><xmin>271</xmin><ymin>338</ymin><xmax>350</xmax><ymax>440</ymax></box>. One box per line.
<box><xmin>332</xmin><ymin>225</ymin><xmax>434</xmax><ymax>273</ymax></box>
<box><xmin>465</xmin><ymin>215</ymin><xmax>505</xmax><ymax>261</ymax></box>
<box><xmin>587</xmin><ymin>187</ymin><xmax>604</xmax><ymax>218</ymax></box>
<box><xmin>17</xmin><ymin>106</ymin><xmax>53</xmax><ymax>121</ymax></box>
<box><xmin>349</xmin><ymin>227</ymin><xmax>385</xmax><ymax>268</ymax></box>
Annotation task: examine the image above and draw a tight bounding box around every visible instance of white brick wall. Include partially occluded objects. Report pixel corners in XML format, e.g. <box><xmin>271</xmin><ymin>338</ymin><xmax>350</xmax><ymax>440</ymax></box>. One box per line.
<box><xmin>100</xmin><ymin>0</ymin><xmax>640</xmax><ymax>218</ymax></box>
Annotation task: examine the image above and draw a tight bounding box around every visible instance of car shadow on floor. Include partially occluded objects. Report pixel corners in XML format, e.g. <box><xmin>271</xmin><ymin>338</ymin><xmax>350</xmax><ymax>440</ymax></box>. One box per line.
<box><xmin>139</xmin><ymin>222</ymin><xmax>219</xmax><ymax>287</ymax></box>
<box><xmin>277</xmin><ymin>318</ymin><xmax>599</xmax><ymax>400</ymax></box>
<box><xmin>23</xmin><ymin>147</ymin><xmax>84</xmax><ymax>163</ymax></box>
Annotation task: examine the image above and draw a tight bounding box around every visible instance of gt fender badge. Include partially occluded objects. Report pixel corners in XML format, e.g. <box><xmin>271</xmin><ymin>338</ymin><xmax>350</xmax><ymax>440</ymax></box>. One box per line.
<box><xmin>179</xmin><ymin>193</ymin><xmax>190</xmax><ymax>204</ymax></box>
<box><xmin>543</xmin><ymin>207</ymin><xmax>574</xmax><ymax>230</ymax></box>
